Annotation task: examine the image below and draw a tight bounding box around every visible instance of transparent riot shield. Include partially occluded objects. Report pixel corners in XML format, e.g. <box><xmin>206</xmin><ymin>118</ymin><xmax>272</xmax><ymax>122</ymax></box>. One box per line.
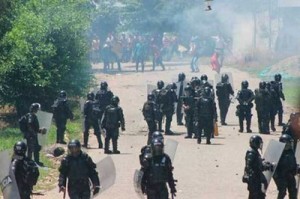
<box><xmin>262</xmin><ymin>139</ymin><xmax>285</xmax><ymax>190</ymax></box>
<box><xmin>0</xmin><ymin>150</ymin><xmax>21</xmax><ymax>199</ymax></box>
<box><xmin>147</xmin><ymin>84</ymin><xmax>156</xmax><ymax>95</ymax></box>
<box><xmin>94</xmin><ymin>156</ymin><xmax>116</xmax><ymax>197</ymax></box>
<box><xmin>214</xmin><ymin>72</ymin><xmax>234</xmax><ymax>90</ymax></box>
<box><xmin>80</xmin><ymin>97</ymin><xmax>85</xmax><ymax>113</ymax></box>
<box><xmin>36</xmin><ymin>111</ymin><xmax>53</xmax><ymax>147</ymax></box>
<box><xmin>133</xmin><ymin>169</ymin><xmax>144</xmax><ymax>199</ymax></box>
<box><xmin>164</xmin><ymin>139</ymin><xmax>179</xmax><ymax>162</ymax></box>
<box><xmin>174</xmin><ymin>81</ymin><xmax>187</xmax><ymax>114</ymax></box>
<box><xmin>295</xmin><ymin>142</ymin><xmax>300</xmax><ymax>192</ymax></box>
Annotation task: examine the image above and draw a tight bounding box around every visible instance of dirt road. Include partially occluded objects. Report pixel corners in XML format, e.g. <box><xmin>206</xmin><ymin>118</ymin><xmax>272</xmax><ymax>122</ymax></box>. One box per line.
<box><xmin>35</xmin><ymin>61</ymin><xmax>296</xmax><ymax>199</ymax></box>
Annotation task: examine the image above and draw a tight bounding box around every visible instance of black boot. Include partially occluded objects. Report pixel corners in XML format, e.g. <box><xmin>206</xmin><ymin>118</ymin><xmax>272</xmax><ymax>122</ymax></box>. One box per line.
<box><xmin>83</xmin><ymin>132</ymin><xmax>89</xmax><ymax>148</ymax></box>
<box><xmin>246</xmin><ymin>119</ymin><xmax>252</xmax><ymax>133</ymax></box>
<box><xmin>96</xmin><ymin>134</ymin><xmax>103</xmax><ymax>149</ymax></box>
<box><xmin>278</xmin><ymin>113</ymin><xmax>284</xmax><ymax>126</ymax></box>
<box><xmin>104</xmin><ymin>138</ymin><xmax>112</xmax><ymax>154</ymax></box>
<box><xmin>112</xmin><ymin>139</ymin><xmax>120</xmax><ymax>154</ymax></box>
<box><xmin>239</xmin><ymin>119</ymin><xmax>244</xmax><ymax>133</ymax></box>
<box><xmin>165</xmin><ymin>119</ymin><xmax>174</xmax><ymax>135</ymax></box>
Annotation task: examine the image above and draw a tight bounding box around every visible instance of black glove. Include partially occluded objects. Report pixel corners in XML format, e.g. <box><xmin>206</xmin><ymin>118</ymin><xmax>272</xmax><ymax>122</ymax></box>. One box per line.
<box><xmin>242</xmin><ymin>174</ymin><xmax>249</xmax><ymax>183</ymax></box>
<box><xmin>93</xmin><ymin>186</ymin><xmax>100</xmax><ymax>195</ymax></box>
<box><xmin>141</xmin><ymin>183</ymin><xmax>147</xmax><ymax>194</ymax></box>
<box><xmin>170</xmin><ymin>187</ymin><xmax>177</xmax><ymax>196</ymax></box>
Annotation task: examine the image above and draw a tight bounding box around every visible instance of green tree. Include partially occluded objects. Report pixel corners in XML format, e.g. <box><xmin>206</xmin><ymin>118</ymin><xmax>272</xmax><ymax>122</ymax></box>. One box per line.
<box><xmin>0</xmin><ymin>0</ymin><xmax>94</xmax><ymax>115</ymax></box>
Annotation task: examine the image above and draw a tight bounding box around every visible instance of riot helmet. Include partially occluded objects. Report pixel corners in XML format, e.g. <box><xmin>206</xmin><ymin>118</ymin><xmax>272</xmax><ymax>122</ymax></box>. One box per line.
<box><xmin>152</xmin><ymin>131</ymin><xmax>164</xmax><ymax>143</ymax></box>
<box><xmin>190</xmin><ymin>77</ymin><xmax>200</xmax><ymax>88</ymax></box>
<box><xmin>151</xmin><ymin>138</ymin><xmax>164</xmax><ymax>156</ymax></box>
<box><xmin>87</xmin><ymin>92</ymin><xmax>95</xmax><ymax>100</ymax></box>
<box><xmin>200</xmin><ymin>74</ymin><xmax>208</xmax><ymax>81</ymax></box>
<box><xmin>178</xmin><ymin>73</ymin><xmax>186</xmax><ymax>82</ymax></box>
<box><xmin>30</xmin><ymin>103</ymin><xmax>40</xmax><ymax>113</ymax></box>
<box><xmin>14</xmin><ymin>141</ymin><xmax>27</xmax><ymax>156</ymax></box>
<box><xmin>59</xmin><ymin>90</ymin><xmax>67</xmax><ymax>99</ymax></box>
<box><xmin>68</xmin><ymin>139</ymin><xmax>81</xmax><ymax>157</ymax></box>
<box><xmin>157</xmin><ymin>80</ymin><xmax>164</xmax><ymax>89</ymax></box>
<box><xmin>279</xmin><ymin>134</ymin><xmax>294</xmax><ymax>151</ymax></box>
<box><xmin>241</xmin><ymin>81</ymin><xmax>249</xmax><ymax>89</ymax></box>
<box><xmin>221</xmin><ymin>74</ymin><xmax>229</xmax><ymax>83</ymax></box>
<box><xmin>111</xmin><ymin>96</ymin><xmax>120</xmax><ymax>106</ymax></box>
<box><xmin>259</xmin><ymin>81</ymin><xmax>266</xmax><ymax>89</ymax></box>
<box><xmin>249</xmin><ymin>135</ymin><xmax>263</xmax><ymax>150</ymax></box>
<box><xmin>184</xmin><ymin>85</ymin><xmax>193</xmax><ymax>96</ymax></box>
<box><xmin>274</xmin><ymin>74</ymin><xmax>282</xmax><ymax>82</ymax></box>
<box><xmin>100</xmin><ymin>81</ymin><xmax>108</xmax><ymax>90</ymax></box>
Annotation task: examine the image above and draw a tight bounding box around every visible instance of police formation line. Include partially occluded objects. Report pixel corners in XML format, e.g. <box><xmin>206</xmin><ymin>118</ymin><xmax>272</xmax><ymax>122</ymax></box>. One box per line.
<box><xmin>8</xmin><ymin>73</ymin><xmax>300</xmax><ymax>199</ymax></box>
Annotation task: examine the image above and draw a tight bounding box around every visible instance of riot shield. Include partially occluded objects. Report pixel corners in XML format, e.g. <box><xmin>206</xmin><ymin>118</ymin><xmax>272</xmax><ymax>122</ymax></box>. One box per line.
<box><xmin>174</xmin><ymin>81</ymin><xmax>187</xmax><ymax>114</ymax></box>
<box><xmin>0</xmin><ymin>150</ymin><xmax>21</xmax><ymax>199</ymax></box>
<box><xmin>295</xmin><ymin>143</ymin><xmax>300</xmax><ymax>192</ymax></box>
<box><xmin>80</xmin><ymin>97</ymin><xmax>85</xmax><ymax>113</ymax></box>
<box><xmin>36</xmin><ymin>111</ymin><xmax>53</xmax><ymax>146</ymax></box>
<box><xmin>164</xmin><ymin>139</ymin><xmax>179</xmax><ymax>162</ymax></box>
<box><xmin>133</xmin><ymin>169</ymin><xmax>144</xmax><ymax>199</ymax></box>
<box><xmin>262</xmin><ymin>139</ymin><xmax>285</xmax><ymax>191</ymax></box>
<box><xmin>95</xmin><ymin>156</ymin><xmax>116</xmax><ymax>196</ymax></box>
<box><xmin>147</xmin><ymin>84</ymin><xmax>156</xmax><ymax>95</ymax></box>
<box><xmin>214</xmin><ymin>72</ymin><xmax>234</xmax><ymax>90</ymax></box>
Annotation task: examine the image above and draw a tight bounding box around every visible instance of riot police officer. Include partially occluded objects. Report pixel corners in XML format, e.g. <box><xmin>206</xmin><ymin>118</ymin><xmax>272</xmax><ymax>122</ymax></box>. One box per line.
<box><xmin>101</xmin><ymin>96</ymin><xmax>125</xmax><ymax>154</ymax></box>
<box><xmin>152</xmin><ymin>80</ymin><xmax>164</xmax><ymax>132</ymax></box>
<box><xmin>236</xmin><ymin>81</ymin><xmax>254</xmax><ymax>133</ymax></box>
<box><xmin>254</xmin><ymin>81</ymin><xmax>271</xmax><ymax>134</ymax></box>
<box><xmin>157</xmin><ymin>83</ymin><xmax>177</xmax><ymax>135</ymax></box>
<box><xmin>95</xmin><ymin>81</ymin><xmax>114</xmax><ymax>121</ymax></box>
<box><xmin>176</xmin><ymin>73</ymin><xmax>186</xmax><ymax>125</ymax></box>
<box><xmin>24</xmin><ymin>103</ymin><xmax>46</xmax><ymax>166</ymax></box>
<box><xmin>273</xmin><ymin>134</ymin><xmax>298</xmax><ymax>199</ymax></box>
<box><xmin>182</xmin><ymin>85</ymin><xmax>195</xmax><ymax>138</ymax></box>
<box><xmin>58</xmin><ymin>140</ymin><xmax>100</xmax><ymax>199</ymax></box>
<box><xmin>141</xmin><ymin>138</ymin><xmax>177</xmax><ymax>199</ymax></box>
<box><xmin>11</xmin><ymin>141</ymin><xmax>40</xmax><ymax>199</ymax></box>
<box><xmin>139</xmin><ymin>131</ymin><xmax>164</xmax><ymax>169</ymax></box>
<box><xmin>83</xmin><ymin>92</ymin><xmax>103</xmax><ymax>148</ymax></box>
<box><xmin>273</xmin><ymin>74</ymin><xmax>285</xmax><ymax>126</ymax></box>
<box><xmin>143</xmin><ymin>93</ymin><xmax>158</xmax><ymax>144</ymax></box>
<box><xmin>216</xmin><ymin>74</ymin><xmax>234</xmax><ymax>125</ymax></box>
<box><xmin>52</xmin><ymin>91</ymin><xmax>74</xmax><ymax>144</ymax></box>
<box><xmin>242</xmin><ymin>135</ymin><xmax>273</xmax><ymax>199</ymax></box>
<box><xmin>195</xmin><ymin>87</ymin><xmax>216</xmax><ymax>144</ymax></box>
<box><xmin>266</xmin><ymin>82</ymin><xmax>278</xmax><ymax>132</ymax></box>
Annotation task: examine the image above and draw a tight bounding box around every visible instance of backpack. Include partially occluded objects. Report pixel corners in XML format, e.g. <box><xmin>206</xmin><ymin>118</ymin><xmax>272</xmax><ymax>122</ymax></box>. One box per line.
<box><xmin>19</xmin><ymin>114</ymin><xmax>29</xmax><ymax>133</ymax></box>
<box><xmin>22</xmin><ymin>159</ymin><xmax>40</xmax><ymax>186</ymax></box>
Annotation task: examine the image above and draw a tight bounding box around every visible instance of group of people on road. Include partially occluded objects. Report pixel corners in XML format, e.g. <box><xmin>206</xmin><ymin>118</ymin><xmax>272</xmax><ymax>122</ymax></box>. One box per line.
<box><xmin>7</xmin><ymin>68</ymin><xmax>300</xmax><ymax>199</ymax></box>
<box><xmin>243</xmin><ymin>112</ymin><xmax>300</xmax><ymax>199</ymax></box>
<box><xmin>91</xmin><ymin>33</ymin><xmax>180</xmax><ymax>73</ymax></box>
<box><xmin>236</xmin><ymin>74</ymin><xmax>286</xmax><ymax>134</ymax></box>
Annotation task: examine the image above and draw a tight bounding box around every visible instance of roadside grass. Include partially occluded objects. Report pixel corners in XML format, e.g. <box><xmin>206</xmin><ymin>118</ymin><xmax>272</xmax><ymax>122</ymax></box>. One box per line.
<box><xmin>229</xmin><ymin>61</ymin><xmax>300</xmax><ymax>108</ymax></box>
<box><xmin>0</xmin><ymin>103</ymin><xmax>83</xmax><ymax>194</ymax></box>
<box><xmin>284</xmin><ymin>79</ymin><xmax>300</xmax><ymax>108</ymax></box>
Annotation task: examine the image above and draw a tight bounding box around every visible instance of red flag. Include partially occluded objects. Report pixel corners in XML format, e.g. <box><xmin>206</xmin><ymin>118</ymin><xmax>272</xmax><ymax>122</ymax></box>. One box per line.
<box><xmin>211</xmin><ymin>52</ymin><xmax>220</xmax><ymax>73</ymax></box>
